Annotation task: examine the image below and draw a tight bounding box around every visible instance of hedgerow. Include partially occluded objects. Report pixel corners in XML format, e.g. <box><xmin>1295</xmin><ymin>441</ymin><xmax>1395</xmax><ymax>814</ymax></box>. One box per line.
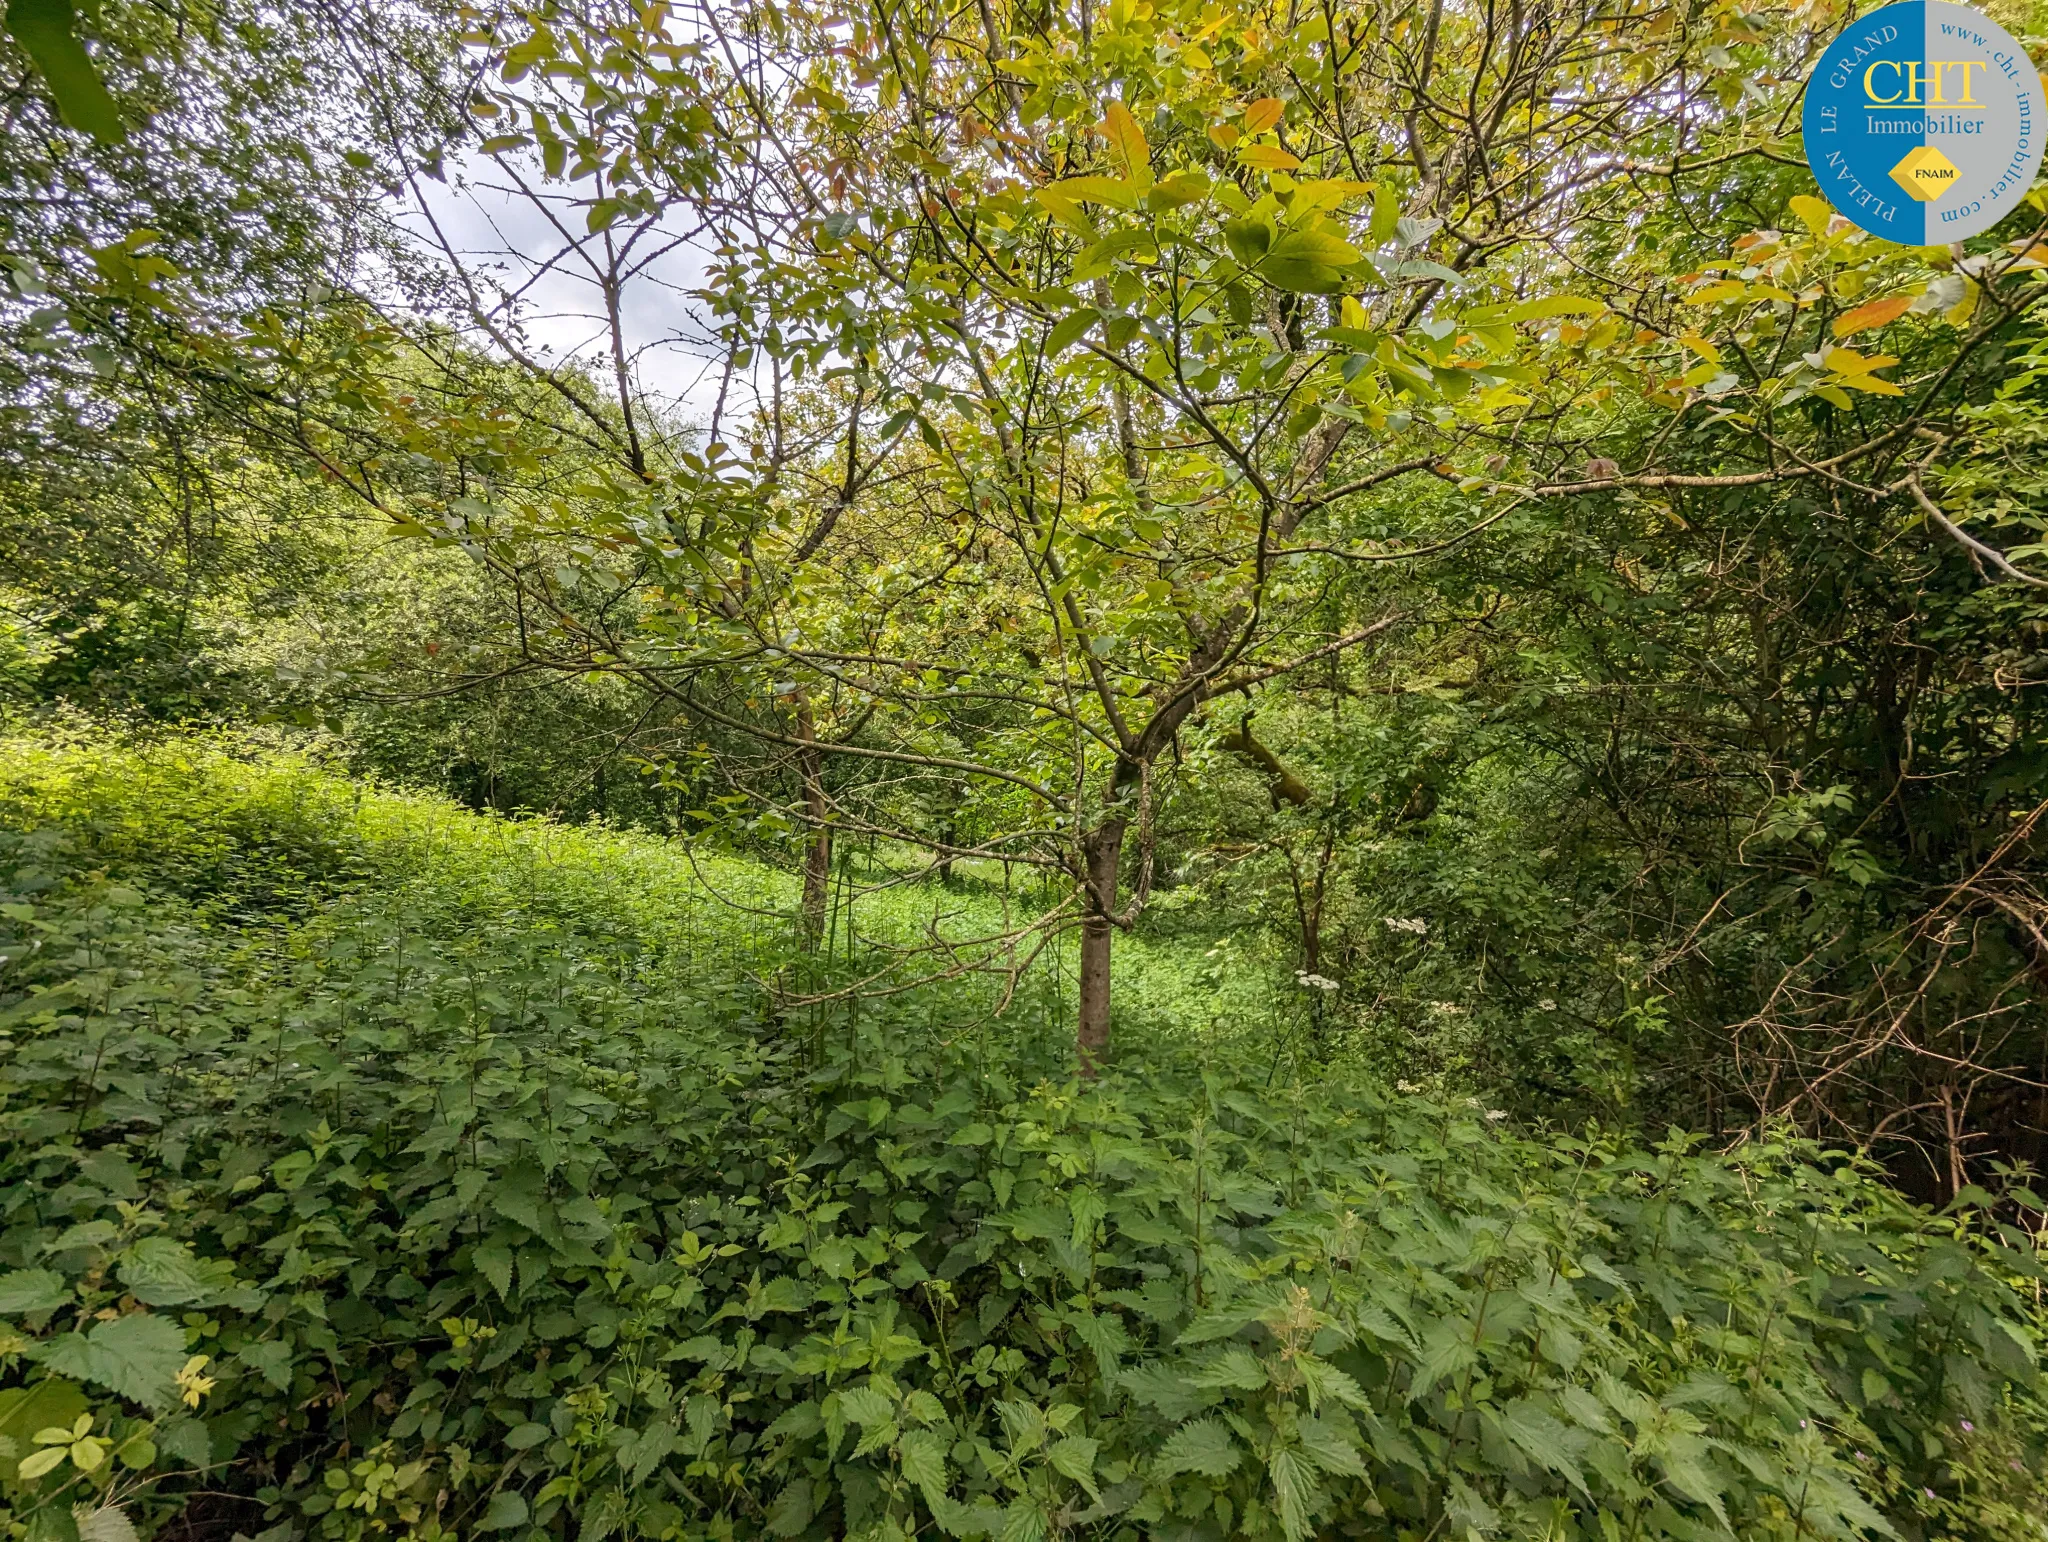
<box><xmin>0</xmin><ymin>735</ymin><xmax>2042</xmax><ymax>1542</ymax></box>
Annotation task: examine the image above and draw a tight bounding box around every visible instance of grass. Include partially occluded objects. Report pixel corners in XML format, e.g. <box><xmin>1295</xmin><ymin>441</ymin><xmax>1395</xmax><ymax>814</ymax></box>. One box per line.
<box><xmin>0</xmin><ymin>725</ymin><xmax>1291</xmax><ymax>1056</ymax></box>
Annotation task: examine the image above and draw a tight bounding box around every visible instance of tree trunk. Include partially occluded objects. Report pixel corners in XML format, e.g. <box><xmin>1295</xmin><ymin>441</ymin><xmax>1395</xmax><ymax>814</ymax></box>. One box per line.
<box><xmin>797</xmin><ymin>697</ymin><xmax>833</xmax><ymax>947</ymax></box>
<box><xmin>1077</xmin><ymin>820</ymin><xmax>1125</xmax><ymax>1075</ymax></box>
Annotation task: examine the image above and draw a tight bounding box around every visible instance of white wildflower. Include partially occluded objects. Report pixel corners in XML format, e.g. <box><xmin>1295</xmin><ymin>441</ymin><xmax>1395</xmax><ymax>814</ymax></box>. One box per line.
<box><xmin>1538</xmin><ymin>998</ymin><xmax>1557</xmax><ymax>1012</ymax></box>
<box><xmin>1294</xmin><ymin>970</ymin><xmax>1339</xmax><ymax>992</ymax></box>
<box><xmin>1383</xmin><ymin>916</ymin><xmax>1428</xmax><ymax>935</ymax></box>
<box><xmin>1485</xmin><ymin>1109</ymin><xmax>1509</xmax><ymax>1123</ymax></box>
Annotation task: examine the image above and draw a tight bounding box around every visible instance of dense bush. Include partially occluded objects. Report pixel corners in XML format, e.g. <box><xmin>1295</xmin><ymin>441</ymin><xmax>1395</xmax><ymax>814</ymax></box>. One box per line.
<box><xmin>0</xmin><ymin>736</ymin><xmax>2043</xmax><ymax>1542</ymax></box>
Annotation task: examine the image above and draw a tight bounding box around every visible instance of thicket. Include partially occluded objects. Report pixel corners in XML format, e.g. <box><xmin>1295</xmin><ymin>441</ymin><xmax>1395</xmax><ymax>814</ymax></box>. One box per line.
<box><xmin>0</xmin><ymin>735</ymin><xmax>2044</xmax><ymax>1542</ymax></box>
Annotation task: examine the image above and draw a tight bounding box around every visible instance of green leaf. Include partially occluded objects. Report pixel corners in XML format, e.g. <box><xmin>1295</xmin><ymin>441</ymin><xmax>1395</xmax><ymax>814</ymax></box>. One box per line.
<box><xmin>74</xmin><ymin>1507</ymin><xmax>136</xmax><ymax>1542</ymax></box>
<box><xmin>235</xmin><ymin>1339</ymin><xmax>294</xmax><ymax>1392</ymax></box>
<box><xmin>31</xmin><ymin>1313</ymin><xmax>186</xmax><ymax>1410</ymax></box>
<box><xmin>900</xmin><ymin>1427</ymin><xmax>950</xmax><ymax>1503</ymax></box>
<box><xmin>1152</xmin><ymin>1418</ymin><xmax>1241</xmax><ymax>1479</ymax></box>
<box><xmin>1259</xmin><ymin>229</ymin><xmax>1360</xmax><ymax>293</ymax></box>
<box><xmin>1294</xmin><ymin>1415</ymin><xmax>1366</xmax><ymax>1477</ymax></box>
<box><xmin>1047</xmin><ymin>1434</ymin><xmax>1099</xmax><ymax>1498</ymax></box>
<box><xmin>472</xmin><ymin>1242</ymin><xmax>513</xmax><ymax>1300</ymax></box>
<box><xmin>1070</xmin><ymin>231</ymin><xmax>1156</xmax><ymax>283</ymax></box>
<box><xmin>1045</xmin><ymin>313</ymin><xmax>1096</xmax><ymax>357</ymax></box>
<box><xmin>618</xmin><ymin>1418</ymin><xmax>677</xmax><ymax>1486</ymax></box>
<box><xmin>1223</xmin><ymin>219</ymin><xmax>1272</xmax><ymax>266</ymax></box>
<box><xmin>1266</xmin><ymin>1447</ymin><xmax>1318</xmax><ymax>1542</ymax></box>
<box><xmin>1269</xmin><ymin>229</ymin><xmax>1362</xmax><ymax>268</ymax></box>
<box><xmin>480</xmin><ymin>1492</ymin><xmax>529</xmax><ymax>1531</ymax></box>
<box><xmin>0</xmin><ymin>1379</ymin><xmax>87</xmax><ymax>1482</ymax></box>
<box><xmin>0</xmin><ymin>1269</ymin><xmax>71</xmax><ymax>1314</ymax></box>
<box><xmin>154</xmin><ymin>1416</ymin><xmax>211</xmax><ymax>1468</ymax></box>
<box><xmin>764</xmin><ymin>1478</ymin><xmax>814</xmax><ymax>1537</ymax></box>
<box><xmin>5</xmin><ymin>0</ymin><xmax>123</xmax><ymax>143</ymax></box>
<box><xmin>836</xmin><ymin>1386</ymin><xmax>895</xmax><ymax>1427</ymax></box>
<box><xmin>117</xmin><ymin>1238</ymin><xmax>212</xmax><ymax>1307</ymax></box>
<box><xmin>1370</xmin><ymin>181</ymin><xmax>1399</xmax><ymax>243</ymax></box>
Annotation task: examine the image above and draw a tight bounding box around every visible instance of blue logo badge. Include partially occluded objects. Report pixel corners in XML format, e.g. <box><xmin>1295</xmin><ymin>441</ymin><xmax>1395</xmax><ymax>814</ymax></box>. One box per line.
<box><xmin>1803</xmin><ymin>1</ymin><xmax>2044</xmax><ymax>243</ymax></box>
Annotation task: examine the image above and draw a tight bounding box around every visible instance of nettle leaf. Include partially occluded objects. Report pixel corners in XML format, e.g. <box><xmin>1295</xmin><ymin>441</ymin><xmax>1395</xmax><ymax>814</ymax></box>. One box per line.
<box><xmin>32</xmin><ymin>1313</ymin><xmax>186</xmax><ymax>1409</ymax></box>
<box><xmin>618</xmin><ymin>1417</ymin><xmax>677</xmax><ymax>1485</ymax></box>
<box><xmin>1118</xmin><ymin>1364</ymin><xmax>1214</xmax><ymax>1421</ymax></box>
<box><xmin>764</xmin><ymin>1478</ymin><xmax>814</xmax><ymax>1537</ymax></box>
<box><xmin>1266</xmin><ymin>1446</ymin><xmax>1319</xmax><ymax>1541</ymax></box>
<box><xmin>1295</xmin><ymin>1415</ymin><xmax>1366</xmax><ymax>1477</ymax></box>
<box><xmin>116</xmin><ymin>1237</ymin><xmax>213</xmax><ymax>1306</ymax></box>
<box><xmin>0</xmin><ymin>1268</ymin><xmax>71</xmax><ymax>1314</ymax></box>
<box><xmin>837</xmin><ymin>1385</ymin><xmax>896</xmax><ymax>1427</ymax></box>
<box><xmin>899</xmin><ymin>1427</ymin><xmax>949</xmax><ymax>1497</ymax></box>
<box><xmin>472</xmin><ymin>1240</ymin><xmax>514</xmax><ymax>1299</ymax></box>
<box><xmin>1152</xmin><ymin>1418</ymin><xmax>1241</xmax><ymax>1478</ymax></box>
<box><xmin>236</xmin><ymin>1338</ymin><xmax>294</xmax><ymax>1391</ymax></box>
<box><xmin>1188</xmin><ymin>1346</ymin><xmax>1266</xmax><ymax>1391</ymax></box>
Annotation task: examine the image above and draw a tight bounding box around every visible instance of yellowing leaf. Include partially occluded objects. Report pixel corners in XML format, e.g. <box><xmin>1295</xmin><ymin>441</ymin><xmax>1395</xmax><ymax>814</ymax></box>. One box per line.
<box><xmin>1239</xmin><ymin>145</ymin><xmax>1301</xmax><ymax>172</ymax></box>
<box><xmin>1207</xmin><ymin>122</ymin><xmax>1240</xmax><ymax>149</ymax></box>
<box><xmin>1831</xmin><ymin>294</ymin><xmax>1912</xmax><ymax>339</ymax></box>
<box><xmin>1052</xmin><ymin>175</ymin><xmax>1140</xmax><ymax>209</ymax></box>
<box><xmin>1268</xmin><ymin>229</ymin><xmax>1360</xmax><ymax>267</ymax></box>
<box><xmin>1243</xmin><ymin>97</ymin><xmax>1284</xmax><ymax>135</ymax></box>
<box><xmin>1685</xmin><ymin>280</ymin><xmax>1746</xmax><ymax>305</ymax></box>
<box><xmin>1033</xmin><ymin>188</ymin><xmax>1093</xmax><ymax>234</ymax></box>
<box><xmin>1788</xmin><ymin>195</ymin><xmax>1834</xmax><ymax>236</ymax></box>
<box><xmin>1341</xmin><ymin>295</ymin><xmax>1367</xmax><ymax>329</ymax></box>
<box><xmin>1290</xmin><ymin>179</ymin><xmax>1370</xmax><ymax>213</ymax></box>
<box><xmin>1823</xmin><ymin>346</ymin><xmax>1883</xmax><ymax>375</ymax></box>
<box><xmin>1102</xmin><ymin>101</ymin><xmax>1149</xmax><ymax>177</ymax></box>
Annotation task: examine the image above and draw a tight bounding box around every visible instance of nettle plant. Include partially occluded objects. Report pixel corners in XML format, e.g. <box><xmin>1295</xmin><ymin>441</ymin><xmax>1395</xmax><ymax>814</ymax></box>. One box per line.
<box><xmin>0</xmin><ymin>744</ymin><xmax>2042</xmax><ymax>1542</ymax></box>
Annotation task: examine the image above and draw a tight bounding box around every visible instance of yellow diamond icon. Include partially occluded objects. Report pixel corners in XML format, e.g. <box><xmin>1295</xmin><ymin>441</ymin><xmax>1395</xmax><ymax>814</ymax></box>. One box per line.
<box><xmin>1890</xmin><ymin>145</ymin><xmax>1960</xmax><ymax>202</ymax></box>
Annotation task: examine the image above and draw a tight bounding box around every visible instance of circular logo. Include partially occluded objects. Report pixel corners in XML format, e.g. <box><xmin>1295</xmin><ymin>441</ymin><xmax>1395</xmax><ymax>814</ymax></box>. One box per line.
<box><xmin>1802</xmin><ymin>1</ymin><xmax>2044</xmax><ymax>243</ymax></box>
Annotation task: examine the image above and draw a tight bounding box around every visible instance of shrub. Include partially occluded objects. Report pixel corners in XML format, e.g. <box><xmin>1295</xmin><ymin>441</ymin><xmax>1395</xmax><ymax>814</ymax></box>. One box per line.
<box><xmin>0</xmin><ymin>734</ymin><xmax>2042</xmax><ymax>1542</ymax></box>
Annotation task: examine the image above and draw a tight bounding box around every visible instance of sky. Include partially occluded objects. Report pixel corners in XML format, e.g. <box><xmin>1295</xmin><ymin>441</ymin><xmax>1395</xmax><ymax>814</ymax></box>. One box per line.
<box><xmin>392</xmin><ymin>148</ymin><xmax>737</xmax><ymax>433</ymax></box>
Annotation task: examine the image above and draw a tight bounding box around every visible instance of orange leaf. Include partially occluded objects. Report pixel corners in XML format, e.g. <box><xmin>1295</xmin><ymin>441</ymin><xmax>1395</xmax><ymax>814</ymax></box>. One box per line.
<box><xmin>1102</xmin><ymin>100</ymin><xmax>1149</xmax><ymax>176</ymax></box>
<box><xmin>1239</xmin><ymin>144</ymin><xmax>1301</xmax><ymax>172</ymax></box>
<box><xmin>1831</xmin><ymin>293</ymin><xmax>1912</xmax><ymax>339</ymax></box>
<box><xmin>1243</xmin><ymin>97</ymin><xmax>1284</xmax><ymax>135</ymax></box>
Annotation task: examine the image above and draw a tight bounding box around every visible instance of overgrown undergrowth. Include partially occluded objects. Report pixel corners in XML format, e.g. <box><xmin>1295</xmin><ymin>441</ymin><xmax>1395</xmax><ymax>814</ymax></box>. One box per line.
<box><xmin>0</xmin><ymin>733</ymin><xmax>2043</xmax><ymax>1542</ymax></box>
